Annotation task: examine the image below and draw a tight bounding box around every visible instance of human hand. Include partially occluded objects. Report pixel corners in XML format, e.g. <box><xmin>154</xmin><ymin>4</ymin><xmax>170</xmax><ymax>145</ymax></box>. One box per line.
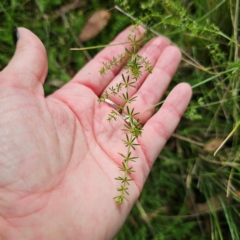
<box><xmin>0</xmin><ymin>26</ymin><xmax>191</xmax><ymax>239</ymax></box>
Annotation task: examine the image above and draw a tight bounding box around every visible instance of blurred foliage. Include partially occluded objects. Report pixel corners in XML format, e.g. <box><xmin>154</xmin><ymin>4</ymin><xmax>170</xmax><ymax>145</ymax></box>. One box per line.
<box><xmin>0</xmin><ymin>0</ymin><xmax>129</xmax><ymax>94</ymax></box>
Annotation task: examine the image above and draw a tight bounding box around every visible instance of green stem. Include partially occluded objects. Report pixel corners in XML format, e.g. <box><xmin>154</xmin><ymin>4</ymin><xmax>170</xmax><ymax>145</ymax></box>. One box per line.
<box><xmin>122</xmin><ymin>139</ymin><xmax>132</xmax><ymax>200</ymax></box>
<box><xmin>118</xmin><ymin>72</ymin><xmax>134</xmax><ymax>203</ymax></box>
<box><xmin>122</xmin><ymin>74</ymin><xmax>131</xmax><ymax>201</ymax></box>
<box><xmin>70</xmin><ymin>41</ymin><xmax>132</xmax><ymax>51</ymax></box>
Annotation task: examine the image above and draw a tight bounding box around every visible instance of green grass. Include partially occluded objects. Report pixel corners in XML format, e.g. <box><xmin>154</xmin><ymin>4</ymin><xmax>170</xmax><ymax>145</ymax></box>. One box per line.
<box><xmin>1</xmin><ymin>0</ymin><xmax>240</xmax><ymax>239</ymax></box>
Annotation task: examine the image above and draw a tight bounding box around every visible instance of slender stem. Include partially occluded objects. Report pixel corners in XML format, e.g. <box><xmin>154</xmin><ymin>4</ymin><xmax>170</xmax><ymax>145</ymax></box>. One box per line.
<box><xmin>70</xmin><ymin>41</ymin><xmax>132</xmax><ymax>51</ymax></box>
<box><xmin>122</xmin><ymin>73</ymin><xmax>131</xmax><ymax>200</ymax></box>
<box><xmin>124</xmin><ymin>139</ymin><xmax>132</xmax><ymax>195</ymax></box>
<box><xmin>232</xmin><ymin>0</ymin><xmax>240</xmax><ymax>135</ymax></box>
<box><xmin>234</xmin><ymin>0</ymin><xmax>239</xmax><ymax>61</ymax></box>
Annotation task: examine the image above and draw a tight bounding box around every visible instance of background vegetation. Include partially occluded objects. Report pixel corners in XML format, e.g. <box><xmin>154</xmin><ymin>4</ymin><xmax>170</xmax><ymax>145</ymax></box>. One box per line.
<box><xmin>0</xmin><ymin>0</ymin><xmax>240</xmax><ymax>239</ymax></box>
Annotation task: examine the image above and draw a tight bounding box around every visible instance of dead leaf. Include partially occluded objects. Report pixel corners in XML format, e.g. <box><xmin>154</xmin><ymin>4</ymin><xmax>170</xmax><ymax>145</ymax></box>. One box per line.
<box><xmin>192</xmin><ymin>196</ymin><xmax>222</xmax><ymax>214</ymax></box>
<box><xmin>204</xmin><ymin>138</ymin><xmax>224</xmax><ymax>152</ymax></box>
<box><xmin>79</xmin><ymin>10</ymin><xmax>111</xmax><ymax>42</ymax></box>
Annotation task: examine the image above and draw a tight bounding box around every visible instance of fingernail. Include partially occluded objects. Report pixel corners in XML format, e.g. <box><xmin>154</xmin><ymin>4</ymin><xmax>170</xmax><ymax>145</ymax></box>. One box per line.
<box><xmin>12</xmin><ymin>27</ymin><xmax>19</xmax><ymax>46</ymax></box>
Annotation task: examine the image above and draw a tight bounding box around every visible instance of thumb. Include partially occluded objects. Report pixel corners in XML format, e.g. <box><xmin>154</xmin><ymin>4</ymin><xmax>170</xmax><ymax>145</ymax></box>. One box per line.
<box><xmin>1</xmin><ymin>27</ymin><xmax>48</xmax><ymax>94</ymax></box>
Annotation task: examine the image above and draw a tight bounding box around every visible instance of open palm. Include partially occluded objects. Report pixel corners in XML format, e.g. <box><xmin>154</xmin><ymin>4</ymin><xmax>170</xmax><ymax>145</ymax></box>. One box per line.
<box><xmin>0</xmin><ymin>27</ymin><xmax>191</xmax><ymax>239</ymax></box>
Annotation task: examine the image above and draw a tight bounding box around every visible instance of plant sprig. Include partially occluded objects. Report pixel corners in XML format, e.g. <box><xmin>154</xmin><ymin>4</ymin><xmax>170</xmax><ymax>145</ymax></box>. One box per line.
<box><xmin>99</xmin><ymin>28</ymin><xmax>152</xmax><ymax>204</ymax></box>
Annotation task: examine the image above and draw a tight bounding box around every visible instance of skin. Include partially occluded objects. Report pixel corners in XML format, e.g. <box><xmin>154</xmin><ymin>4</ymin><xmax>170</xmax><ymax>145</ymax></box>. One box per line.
<box><xmin>0</xmin><ymin>26</ymin><xmax>192</xmax><ymax>239</ymax></box>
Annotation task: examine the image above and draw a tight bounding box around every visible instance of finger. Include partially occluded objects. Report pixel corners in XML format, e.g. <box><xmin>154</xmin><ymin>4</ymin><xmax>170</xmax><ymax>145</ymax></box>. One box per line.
<box><xmin>1</xmin><ymin>27</ymin><xmax>47</xmax><ymax>94</ymax></box>
<box><xmin>125</xmin><ymin>46</ymin><xmax>182</xmax><ymax>124</ymax></box>
<box><xmin>103</xmin><ymin>36</ymin><xmax>171</xmax><ymax>106</ymax></box>
<box><xmin>139</xmin><ymin>83</ymin><xmax>192</xmax><ymax>168</ymax></box>
<box><xmin>70</xmin><ymin>26</ymin><xmax>146</xmax><ymax>96</ymax></box>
